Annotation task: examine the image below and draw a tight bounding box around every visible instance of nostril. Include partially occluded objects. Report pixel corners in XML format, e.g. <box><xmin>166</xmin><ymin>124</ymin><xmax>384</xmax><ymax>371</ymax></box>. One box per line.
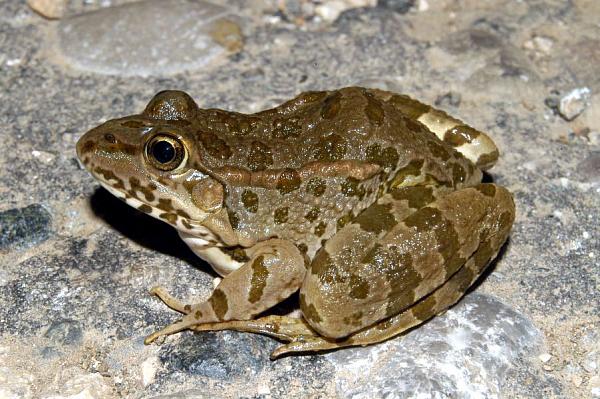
<box><xmin>104</xmin><ymin>133</ymin><xmax>116</xmax><ymax>143</ymax></box>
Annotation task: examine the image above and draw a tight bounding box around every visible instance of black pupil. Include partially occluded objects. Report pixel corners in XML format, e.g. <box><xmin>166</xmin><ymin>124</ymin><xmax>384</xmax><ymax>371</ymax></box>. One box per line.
<box><xmin>152</xmin><ymin>140</ymin><xmax>175</xmax><ymax>164</ymax></box>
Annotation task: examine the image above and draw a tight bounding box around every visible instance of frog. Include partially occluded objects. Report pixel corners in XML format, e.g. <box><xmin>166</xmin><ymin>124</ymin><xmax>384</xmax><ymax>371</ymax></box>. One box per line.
<box><xmin>76</xmin><ymin>87</ymin><xmax>514</xmax><ymax>359</ymax></box>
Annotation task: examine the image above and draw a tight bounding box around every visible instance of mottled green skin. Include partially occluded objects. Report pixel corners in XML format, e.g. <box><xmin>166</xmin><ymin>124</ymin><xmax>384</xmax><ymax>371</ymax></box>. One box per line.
<box><xmin>76</xmin><ymin>87</ymin><xmax>513</xmax><ymax>358</ymax></box>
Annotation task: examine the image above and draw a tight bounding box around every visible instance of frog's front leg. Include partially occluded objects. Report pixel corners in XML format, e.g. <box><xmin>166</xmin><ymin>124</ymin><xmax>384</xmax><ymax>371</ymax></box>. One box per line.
<box><xmin>144</xmin><ymin>239</ymin><xmax>305</xmax><ymax>344</ymax></box>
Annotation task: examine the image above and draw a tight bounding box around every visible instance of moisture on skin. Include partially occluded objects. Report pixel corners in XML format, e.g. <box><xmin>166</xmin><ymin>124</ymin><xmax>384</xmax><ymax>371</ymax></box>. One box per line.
<box><xmin>76</xmin><ymin>87</ymin><xmax>514</xmax><ymax>358</ymax></box>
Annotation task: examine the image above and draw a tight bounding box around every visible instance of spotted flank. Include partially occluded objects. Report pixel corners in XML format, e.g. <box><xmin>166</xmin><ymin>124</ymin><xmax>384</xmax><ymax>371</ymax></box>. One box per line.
<box><xmin>384</xmin><ymin>94</ymin><xmax>499</xmax><ymax>170</ymax></box>
<box><xmin>76</xmin><ymin>87</ymin><xmax>514</xmax><ymax>358</ymax></box>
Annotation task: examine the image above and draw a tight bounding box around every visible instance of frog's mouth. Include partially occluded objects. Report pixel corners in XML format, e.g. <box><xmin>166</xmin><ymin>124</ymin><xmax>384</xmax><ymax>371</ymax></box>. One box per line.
<box><xmin>97</xmin><ymin>180</ymin><xmax>212</xmax><ymax>239</ymax></box>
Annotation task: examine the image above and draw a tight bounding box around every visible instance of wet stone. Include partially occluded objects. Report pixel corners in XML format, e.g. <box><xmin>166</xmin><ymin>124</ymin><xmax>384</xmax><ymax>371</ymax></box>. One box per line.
<box><xmin>56</xmin><ymin>0</ymin><xmax>242</xmax><ymax>77</ymax></box>
<box><xmin>0</xmin><ymin>204</ymin><xmax>52</xmax><ymax>250</ymax></box>
<box><xmin>158</xmin><ymin>331</ymin><xmax>274</xmax><ymax>380</ymax></box>
<box><xmin>327</xmin><ymin>294</ymin><xmax>543</xmax><ymax>398</ymax></box>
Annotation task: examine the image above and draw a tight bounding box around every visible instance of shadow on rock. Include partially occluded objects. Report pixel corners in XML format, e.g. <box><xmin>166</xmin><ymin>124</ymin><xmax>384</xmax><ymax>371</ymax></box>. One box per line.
<box><xmin>89</xmin><ymin>187</ymin><xmax>216</xmax><ymax>275</ymax></box>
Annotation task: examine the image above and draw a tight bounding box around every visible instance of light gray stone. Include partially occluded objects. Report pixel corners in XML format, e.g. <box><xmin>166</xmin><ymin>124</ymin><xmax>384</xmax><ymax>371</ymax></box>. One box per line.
<box><xmin>558</xmin><ymin>87</ymin><xmax>591</xmax><ymax>121</ymax></box>
<box><xmin>56</xmin><ymin>0</ymin><xmax>241</xmax><ymax>77</ymax></box>
<box><xmin>327</xmin><ymin>293</ymin><xmax>543</xmax><ymax>398</ymax></box>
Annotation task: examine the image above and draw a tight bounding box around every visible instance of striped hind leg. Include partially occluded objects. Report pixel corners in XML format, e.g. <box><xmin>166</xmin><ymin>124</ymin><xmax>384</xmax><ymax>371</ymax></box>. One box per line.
<box><xmin>270</xmin><ymin>229</ymin><xmax>508</xmax><ymax>358</ymax></box>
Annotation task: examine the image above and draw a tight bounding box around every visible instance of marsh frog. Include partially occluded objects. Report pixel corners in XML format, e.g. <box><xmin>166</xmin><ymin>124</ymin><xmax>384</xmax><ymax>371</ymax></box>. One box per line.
<box><xmin>77</xmin><ymin>87</ymin><xmax>514</xmax><ymax>358</ymax></box>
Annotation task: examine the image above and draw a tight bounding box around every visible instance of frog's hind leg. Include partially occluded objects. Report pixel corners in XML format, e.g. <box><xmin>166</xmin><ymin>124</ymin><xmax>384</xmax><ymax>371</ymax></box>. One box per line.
<box><xmin>271</xmin><ymin>228</ymin><xmax>508</xmax><ymax>357</ymax></box>
<box><xmin>376</xmin><ymin>91</ymin><xmax>499</xmax><ymax>170</ymax></box>
<box><xmin>299</xmin><ymin>183</ymin><xmax>515</xmax><ymax>342</ymax></box>
<box><xmin>144</xmin><ymin>239</ymin><xmax>306</xmax><ymax>345</ymax></box>
<box><xmin>270</xmin><ymin>183</ymin><xmax>514</xmax><ymax>357</ymax></box>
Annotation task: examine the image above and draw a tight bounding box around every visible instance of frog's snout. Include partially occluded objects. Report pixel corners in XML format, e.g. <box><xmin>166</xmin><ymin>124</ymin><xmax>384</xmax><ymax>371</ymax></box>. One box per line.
<box><xmin>76</xmin><ymin>128</ymin><xmax>99</xmax><ymax>168</ymax></box>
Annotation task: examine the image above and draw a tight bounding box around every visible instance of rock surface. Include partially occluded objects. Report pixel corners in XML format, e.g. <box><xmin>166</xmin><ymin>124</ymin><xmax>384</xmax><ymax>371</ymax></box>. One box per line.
<box><xmin>0</xmin><ymin>204</ymin><xmax>52</xmax><ymax>250</ymax></box>
<box><xmin>1</xmin><ymin>0</ymin><xmax>599</xmax><ymax>398</ymax></box>
<box><xmin>56</xmin><ymin>0</ymin><xmax>242</xmax><ymax>77</ymax></box>
<box><xmin>327</xmin><ymin>294</ymin><xmax>542</xmax><ymax>398</ymax></box>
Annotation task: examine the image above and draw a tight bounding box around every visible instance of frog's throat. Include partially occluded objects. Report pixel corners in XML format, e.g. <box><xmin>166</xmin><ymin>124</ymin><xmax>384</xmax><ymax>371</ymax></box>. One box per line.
<box><xmin>98</xmin><ymin>181</ymin><xmax>210</xmax><ymax>236</ymax></box>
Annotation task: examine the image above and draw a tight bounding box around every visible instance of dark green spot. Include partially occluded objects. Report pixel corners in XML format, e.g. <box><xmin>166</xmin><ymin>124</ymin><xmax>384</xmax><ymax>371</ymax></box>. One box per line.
<box><xmin>336</xmin><ymin>212</ymin><xmax>353</xmax><ymax>230</ymax></box>
<box><xmin>300</xmin><ymin>293</ymin><xmax>322</xmax><ymax>324</ymax></box>
<box><xmin>390</xmin><ymin>186</ymin><xmax>435</xmax><ymax>209</ymax></box>
<box><xmin>388</xmin><ymin>94</ymin><xmax>430</xmax><ymax>119</ymax></box>
<box><xmin>208</xmin><ymin>289</ymin><xmax>228</xmax><ymax>320</ymax></box>
<box><xmin>305</xmin><ymin>207</ymin><xmax>320</xmax><ymax>222</ymax></box>
<box><xmin>248</xmin><ymin>255</ymin><xmax>269</xmax><ymax>303</ymax></box>
<box><xmin>341</xmin><ymin>177</ymin><xmax>366</xmax><ymax>199</ymax></box>
<box><xmin>349</xmin><ymin>274</ymin><xmax>369</xmax><ymax>299</ymax></box>
<box><xmin>313</xmin><ymin>134</ymin><xmax>347</xmax><ymax>161</ymax></box>
<box><xmin>274</xmin><ymin>207</ymin><xmax>289</xmax><ymax>224</ymax></box>
<box><xmin>443</xmin><ymin>125</ymin><xmax>480</xmax><ymax>146</ymax></box>
<box><xmin>247</xmin><ymin>141</ymin><xmax>273</xmax><ymax>171</ymax></box>
<box><xmin>314</xmin><ymin>221</ymin><xmax>327</xmax><ymax>237</ymax></box>
<box><xmin>138</xmin><ymin>204</ymin><xmax>152</xmax><ymax>214</ymax></box>
<box><xmin>364</xmin><ymin>92</ymin><xmax>385</xmax><ymax>126</ymax></box>
<box><xmin>366</xmin><ymin>143</ymin><xmax>399</xmax><ymax>170</ymax></box>
<box><xmin>475</xmin><ymin>183</ymin><xmax>496</xmax><ymax>197</ymax></box>
<box><xmin>354</xmin><ymin>203</ymin><xmax>397</xmax><ymax>234</ymax></box>
<box><xmin>241</xmin><ymin>190</ymin><xmax>259</xmax><ymax>213</ymax></box>
<box><xmin>306</xmin><ymin>178</ymin><xmax>326</xmax><ymax>197</ymax></box>
<box><xmin>321</xmin><ymin>92</ymin><xmax>342</xmax><ymax>119</ymax></box>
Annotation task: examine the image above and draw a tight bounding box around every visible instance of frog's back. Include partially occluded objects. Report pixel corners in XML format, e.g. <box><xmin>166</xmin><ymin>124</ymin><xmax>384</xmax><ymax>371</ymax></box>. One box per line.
<box><xmin>195</xmin><ymin>88</ymin><xmax>459</xmax><ymax>170</ymax></box>
<box><xmin>190</xmin><ymin>87</ymin><xmax>487</xmax><ymax>255</ymax></box>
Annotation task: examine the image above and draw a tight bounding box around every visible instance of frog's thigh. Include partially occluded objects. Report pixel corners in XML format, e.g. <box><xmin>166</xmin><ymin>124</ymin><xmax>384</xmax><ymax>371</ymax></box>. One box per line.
<box><xmin>380</xmin><ymin>92</ymin><xmax>499</xmax><ymax>170</ymax></box>
<box><xmin>145</xmin><ymin>239</ymin><xmax>305</xmax><ymax>344</ymax></box>
<box><xmin>272</xmin><ymin>219</ymin><xmax>512</xmax><ymax>357</ymax></box>
<box><xmin>300</xmin><ymin>183</ymin><xmax>515</xmax><ymax>340</ymax></box>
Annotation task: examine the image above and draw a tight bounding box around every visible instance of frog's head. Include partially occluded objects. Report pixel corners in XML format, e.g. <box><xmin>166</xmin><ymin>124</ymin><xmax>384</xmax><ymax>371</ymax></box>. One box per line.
<box><xmin>77</xmin><ymin>91</ymin><xmax>225</xmax><ymax>234</ymax></box>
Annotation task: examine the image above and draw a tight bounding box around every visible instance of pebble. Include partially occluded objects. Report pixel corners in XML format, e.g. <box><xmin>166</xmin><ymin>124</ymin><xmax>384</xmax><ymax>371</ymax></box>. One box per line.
<box><xmin>141</xmin><ymin>356</ymin><xmax>159</xmax><ymax>387</ymax></box>
<box><xmin>31</xmin><ymin>150</ymin><xmax>56</xmax><ymax>164</ymax></box>
<box><xmin>327</xmin><ymin>293</ymin><xmax>542</xmax><ymax>398</ymax></box>
<box><xmin>0</xmin><ymin>204</ymin><xmax>52</xmax><ymax>250</ymax></box>
<box><xmin>159</xmin><ymin>331</ymin><xmax>273</xmax><ymax>379</ymax></box>
<box><xmin>558</xmin><ymin>87</ymin><xmax>591</xmax><ymax>121</ymax></box>
<box><xmin>377</xmin><ymin>0</ymin><xmax>415</xmax><ymax>13</ymax></box>
<box><xmin>523</xmin><ymin>35</ymin><xmax>554</xmax><ymax>55</ymax></box>
<box><xmin>57</xmin><ymin>0</ymin><xmax>242</xmax><ymax>77</ymax></box>
<box><xmin>539</xmin><ymin>353</ymin><xmax>552</xmax><ymax>363</ymax></box>
<box><xmin>27</xmin><ymin>0</ymin><xmax>66</xmax><ymax>19</ymax></box>
<box><xmin>315</xmin><ymin>0</ymin><xmax>376</xmax><ymax>22</ymax></box>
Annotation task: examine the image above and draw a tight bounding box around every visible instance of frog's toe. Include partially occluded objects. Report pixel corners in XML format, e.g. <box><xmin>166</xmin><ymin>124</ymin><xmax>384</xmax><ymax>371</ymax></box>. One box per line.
<box><xmin>144</xmin><ymin>318</ymin><xmax>185</xmax><ymax>344</ymax></box>
<box><xmin>144</xmin><ymin>312</ymin><xmax>202</xmax><ymax>344</ymax></box>
<box><xmin>149</xmin><ymin>286</ymin><xmax>192</xmax><ymax>314</ymax></box>
<box><xmin>270</xmin><ymin>336</ymin><xmax>340</xmax><ymax>359</ymax></box>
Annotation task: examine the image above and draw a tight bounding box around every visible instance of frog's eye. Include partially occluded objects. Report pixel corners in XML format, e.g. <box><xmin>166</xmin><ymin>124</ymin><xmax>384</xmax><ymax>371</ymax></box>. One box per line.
<box><xmin>145</xmin><ymin>134</ymin><xmax>186</xmax><ymax>171</ymax></box>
